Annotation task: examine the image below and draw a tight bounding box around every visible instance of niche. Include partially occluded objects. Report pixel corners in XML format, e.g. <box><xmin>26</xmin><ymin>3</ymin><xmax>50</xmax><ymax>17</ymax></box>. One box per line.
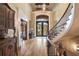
<box><xmin>20</xmin><ymin>19</ymin><xmax>27</xmax><ymax>40</ymax></box>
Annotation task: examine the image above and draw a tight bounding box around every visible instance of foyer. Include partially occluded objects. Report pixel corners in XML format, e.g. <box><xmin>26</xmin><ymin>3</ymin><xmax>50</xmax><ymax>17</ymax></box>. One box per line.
<box><xmin>0</xmin><ymin>3</ymin><xmax>79</xmax><ymax>56</ymax></box>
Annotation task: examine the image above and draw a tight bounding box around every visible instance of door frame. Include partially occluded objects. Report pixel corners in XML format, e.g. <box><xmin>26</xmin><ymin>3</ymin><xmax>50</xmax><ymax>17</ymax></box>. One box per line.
<box><xmin>36</xmin><ymin>21</ymin><xmax>49</xmax><ymax>37</ymax></box>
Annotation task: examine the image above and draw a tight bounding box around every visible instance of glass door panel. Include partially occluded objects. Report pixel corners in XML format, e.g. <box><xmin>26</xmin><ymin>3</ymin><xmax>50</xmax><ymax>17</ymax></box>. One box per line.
<box><xmin>36</xmin><ymin>22</ymin><xmax>42</xmax><ymax>36</ymax></box>
<box><xmin>43</xmin><ymin>22</ymin><xmax>48</xmax><ymax>36</ymax></box>
<box><xmin>36</xmin><ymin>21</ymin><xmax>48</xmax><ymax>36</ymax></box>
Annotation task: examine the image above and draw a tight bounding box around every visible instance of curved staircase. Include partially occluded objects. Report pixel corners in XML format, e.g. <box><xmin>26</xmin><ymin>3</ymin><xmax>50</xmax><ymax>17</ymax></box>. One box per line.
<box><xmin>47</xmin><ymin>3</ymin><xmax>75</xmax><ymax>56</ymax></box>
<box><xmin>48</xmin><ymin>3</ymin><xmax>75</xmax><ymax>43</ymax></box>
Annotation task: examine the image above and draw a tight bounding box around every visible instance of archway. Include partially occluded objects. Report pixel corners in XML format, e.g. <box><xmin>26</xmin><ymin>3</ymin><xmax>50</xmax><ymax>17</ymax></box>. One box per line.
<box><xmin>36</xmin><ymin>15</ymin><xmax>49</xmax><ymax>37</ymax></box>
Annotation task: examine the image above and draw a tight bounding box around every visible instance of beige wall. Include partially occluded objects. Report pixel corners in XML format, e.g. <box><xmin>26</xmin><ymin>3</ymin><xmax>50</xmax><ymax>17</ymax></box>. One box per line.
<box><xmin>65</xmin><ymin>4</ymin><xmax>79</xmax><ymax>36</ymax></box>
<box><xmin>30</xmin><ymin>11</ymin><xmax>56</xmax><ymax>36</ymax></box>
<box><xmin>53</xmin><ymin>3</ymin><xmax>69</xmax><ymax>21</ymax></box>
<box><xmin>13</xmin><ymin>3</ymin><xmax>32</xmax><ymax>40</ymax></box>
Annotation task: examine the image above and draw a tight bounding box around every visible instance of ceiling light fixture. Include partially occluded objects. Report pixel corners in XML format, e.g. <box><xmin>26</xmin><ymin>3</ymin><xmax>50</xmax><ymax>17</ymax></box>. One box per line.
<box><xmin>42</xmin><ymin>3</ymin><xmax>46</xmax><ymax>11</ymax></box>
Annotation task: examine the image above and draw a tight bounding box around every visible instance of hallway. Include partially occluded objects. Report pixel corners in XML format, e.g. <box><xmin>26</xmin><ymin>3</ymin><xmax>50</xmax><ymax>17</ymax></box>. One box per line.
<box><xmin>0</xmin><ymin>3</ymin><xmax>78</xmax><ymax>56</ymax></box>
<box><xmin>18</xmin><ymin>37</ymin><xmax>48</xmax><ymax>56</ymax></box>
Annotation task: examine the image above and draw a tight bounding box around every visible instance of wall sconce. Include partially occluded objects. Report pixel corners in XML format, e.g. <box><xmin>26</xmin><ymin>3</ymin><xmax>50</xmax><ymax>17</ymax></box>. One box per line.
<box><xmin>76</xmin><ymin>47</ymin><xmax>79</xmax><ymax>54</ymax></box>
<box><xmin>76</xmin><ymin>48</ymin><xmax>79</xmax><ymax>51</ymax></box>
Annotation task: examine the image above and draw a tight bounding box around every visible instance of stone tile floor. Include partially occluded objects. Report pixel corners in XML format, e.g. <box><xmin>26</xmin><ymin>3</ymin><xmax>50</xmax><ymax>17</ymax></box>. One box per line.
<box><xmin>18</xmin><ymin>37</ymin><xmax>48</xmax><ymax>56</ymax></box>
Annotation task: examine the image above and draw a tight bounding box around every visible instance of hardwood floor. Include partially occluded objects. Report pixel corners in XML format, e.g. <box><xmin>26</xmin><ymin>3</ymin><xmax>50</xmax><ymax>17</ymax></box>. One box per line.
<box><xmin>18</xmin><ymin>37</ymin><xmax>48</xmax><ymax>56</ymax></box>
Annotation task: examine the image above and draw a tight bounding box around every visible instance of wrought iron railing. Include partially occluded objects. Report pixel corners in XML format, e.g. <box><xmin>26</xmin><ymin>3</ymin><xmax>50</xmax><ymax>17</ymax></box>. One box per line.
<box><xmin>48</xmin><ymin>3</ymin><xmax>74</xmax><ymax>40</ymax></box>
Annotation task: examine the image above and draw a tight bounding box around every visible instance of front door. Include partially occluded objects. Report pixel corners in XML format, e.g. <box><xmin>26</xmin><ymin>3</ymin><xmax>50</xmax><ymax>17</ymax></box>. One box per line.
<box><xmin>36</xmin><ymin>21</ymin><xmax>48</xmax><ymax>37</ymax></box>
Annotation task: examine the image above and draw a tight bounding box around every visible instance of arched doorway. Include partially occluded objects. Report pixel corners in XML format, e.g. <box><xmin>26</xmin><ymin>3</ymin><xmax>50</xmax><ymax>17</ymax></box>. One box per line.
<box><xmin>36</xmin><ymin>15</ymin><xmax>49</xmax><ymax>37</ymax></box>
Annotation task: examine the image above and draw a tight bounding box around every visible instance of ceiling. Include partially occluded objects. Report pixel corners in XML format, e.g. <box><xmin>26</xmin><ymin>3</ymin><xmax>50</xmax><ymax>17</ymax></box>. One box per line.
<box><xmin>9</xmin><ymin>3</ymin><xmax>56</xmax><ymax>12</ymax></box>
<box><xmin>31</xmin><ymin>3</ymin><xmax>56</xmax><ymax>11</ymax></box>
